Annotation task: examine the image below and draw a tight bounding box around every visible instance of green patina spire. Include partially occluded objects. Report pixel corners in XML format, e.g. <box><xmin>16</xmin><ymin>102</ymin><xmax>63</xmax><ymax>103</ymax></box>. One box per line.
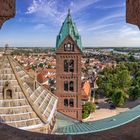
<box><xmin>56</xmin><ymin>9</ymin><xmax>82</xmax><ymax>50</ymax></box>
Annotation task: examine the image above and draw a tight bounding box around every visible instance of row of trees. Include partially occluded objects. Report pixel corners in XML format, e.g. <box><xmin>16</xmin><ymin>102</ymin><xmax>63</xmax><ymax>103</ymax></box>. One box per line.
<box><xmin>97</xmin><ymin>62</ymin><xmax>140</xmax><ymax>107</ymax></box>
<box><xmin>11</xmin><ymin>48</ymin><xmax>55</xmax><ymax>56</ymax></box>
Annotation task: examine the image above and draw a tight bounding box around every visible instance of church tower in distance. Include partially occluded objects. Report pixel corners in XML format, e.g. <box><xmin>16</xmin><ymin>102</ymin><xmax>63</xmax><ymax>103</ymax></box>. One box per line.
<box><xmin>56</xmin><ymin>10</ymin><xmax>82</xmax><ymax>120</ymax></box>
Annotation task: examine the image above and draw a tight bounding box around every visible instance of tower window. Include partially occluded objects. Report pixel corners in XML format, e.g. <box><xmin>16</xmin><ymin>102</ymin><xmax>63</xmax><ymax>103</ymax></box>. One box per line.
<box><xmin>64</xmin><ymin>59</ymin><xmax>74</xmax><ymax>72</ymax></box>
<box><xmin>64</xmin><ymin>43</ymin><xmax>74</xmax><ymax>51</ymax></box>
<box><xmin>64</xmin><ymin>60</ymin><xmax>69</xmax><ymax>72</ymax></box>
<box><xmin>69</xmin><ymin>99</ymin><xmax>74</xmax><ymax>107</ymax></box>
<box><xmin>69</xmin><ymin>60</ymin><xmax>74</xmax><ymax>72</ymax></box>
<box><xmin>64</xmin><ymin>81</ymin><xmax>69</xmax><ymax>91</ymax></box>
<box><xmin>71</xmin><ymin>44</ymin><xmax>74</xmax><ymax>51</ymax></box>
<box><xmin>64</xmin><ymin>99</ymin><xmax>68</xmax><ymax>107</ymax></box>
<box><xmin>69</xmin><ymin>81</ymin><xmax>74</xmax><ymax>92</ymax></box>
<box><xmin>67</xmin><ymin>43</ymin><xmax>71</xmax><ymax>51</ymax></box>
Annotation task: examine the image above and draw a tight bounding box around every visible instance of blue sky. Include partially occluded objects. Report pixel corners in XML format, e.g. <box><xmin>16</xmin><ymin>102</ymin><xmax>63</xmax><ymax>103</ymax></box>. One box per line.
<box><xmin>0</xmin><ymin>0</ymin><xmax>140</xmax><ymax>47</ymax></box>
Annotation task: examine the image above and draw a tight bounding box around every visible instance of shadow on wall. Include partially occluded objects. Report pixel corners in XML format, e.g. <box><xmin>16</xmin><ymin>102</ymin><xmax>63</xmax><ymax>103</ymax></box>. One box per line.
<box><xmin>0</xmin><ymin>119</ymin><xmax>140</xmax><ymax>140</ymax></box>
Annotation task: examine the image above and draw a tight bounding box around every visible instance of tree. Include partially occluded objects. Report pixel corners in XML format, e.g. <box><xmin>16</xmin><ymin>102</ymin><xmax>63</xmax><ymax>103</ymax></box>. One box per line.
<box><xmin>128</xmin><ymin>55</ymin><xmax>136</xmax><ymax>62</ymax></box>
<box><xmin>129</xmin><ymin>85</ymin><xmax>140</xmax><ymax>101</ymax></box>
<box><xmin>117</xmin><ymin>70</ymin><xmax>131</xmax><ymax>89</ymax></box>
<box><xmin>38</xmin><ymin>63</ymin><xmax>44</xmax><ymax>68</ymax></box>
<box><xmin>32</xmin><ymin>65</ymin><xmax>36</xmax><ymax>71</ymax></box>
<box><xmin>96</xmin><ymin>75</ymin><xmax>113</xmax><ymax>97</ymax></box>
<box><xmin>136</xmin><ymin>70</ymin><xmax>140</xmax><ymax>77</ymax></box>
<box><xmin>111</xmin><ymin>89</ymin><xmax>126</xmax><ymax>107</ymax></box>
<box><xmin>82</xmin><ymin>102</ymin><xmax>96</xmax><ymax>119</ymax></box>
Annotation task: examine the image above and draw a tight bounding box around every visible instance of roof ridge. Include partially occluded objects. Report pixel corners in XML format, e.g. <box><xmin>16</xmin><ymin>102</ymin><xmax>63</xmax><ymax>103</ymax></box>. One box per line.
<box><xmin>7</xmin><ymin>56</ymin><xmax>47</xmax><ymax>124</ymax></box>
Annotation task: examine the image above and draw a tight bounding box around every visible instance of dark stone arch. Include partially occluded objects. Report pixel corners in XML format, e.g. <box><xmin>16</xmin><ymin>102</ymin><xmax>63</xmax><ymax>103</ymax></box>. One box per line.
<box><xmin>5</xmin><ymin>89</ymin><xmax>12</xmax><ymax>99</ymax></box>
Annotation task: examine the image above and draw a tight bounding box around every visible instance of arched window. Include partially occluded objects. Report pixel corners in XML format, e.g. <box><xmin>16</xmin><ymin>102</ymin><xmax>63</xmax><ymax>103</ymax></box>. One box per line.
<box><xmin>69</xmin><ymin>81</ymin><xmax>74</xmax><ymax>92</ymax></box>
<box><xmin>64</xmin><ymin>43</ymin><xmax>74</xmax><ymax>51</ymax></box>
<box><xmin>69</xmin><ymin>99</ymin><xmax>74</xmax><ymax>107</ymax></box>
<box><xmin>64</xmin><ymin>44</ymin><xmax>67</xmax><ymax>51</ymax></box>
<box><xmin>64</xmin><ymin>81</ymin><xmax>68</xmax><ymax>91</ymax></box>
<box><xmin>67</xmin><ymin>43</ymin><xmax>71</xmax><ymax>51</ymax></box>
<box><xmin>64</xmin><ymin>60</ymin><xmax>69</xmax><ymax>72</ymax></box>
<box><xmin>6</xmin><ymin>89</ymin><xmax>12</xmax><ymax>99</ymax></box>
<box><xmin>64</xmin><ymin>99</ymin><xmax>68</xmax><ymax>107</ymax></box>
<box><xmin>69</xmin><ymin>59</ymin><xmax>74</xmax><ymax>72</ymax></box>
<box><xmin>71</xmin><ymin>44</ymin><xmax>74</xmax><ymax>51</ymax></box>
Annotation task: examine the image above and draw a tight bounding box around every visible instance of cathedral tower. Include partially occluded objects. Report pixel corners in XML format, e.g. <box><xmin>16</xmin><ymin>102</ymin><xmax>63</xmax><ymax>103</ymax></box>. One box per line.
<box><xmin>56</xmin><ymin>10</ymin><xmax>82</xmax><ymax>120</ymax></box>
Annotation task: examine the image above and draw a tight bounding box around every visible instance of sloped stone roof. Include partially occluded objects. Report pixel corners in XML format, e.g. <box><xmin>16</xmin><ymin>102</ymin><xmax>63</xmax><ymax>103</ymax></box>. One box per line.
<box><xmin>0</xmin><ymin>55</ymin><xmax>58</xmax><ymax>131</ymax></box>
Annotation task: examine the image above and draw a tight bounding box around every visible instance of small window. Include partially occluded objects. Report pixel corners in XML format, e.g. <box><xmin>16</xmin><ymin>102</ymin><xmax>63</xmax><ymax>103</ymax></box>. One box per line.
<box><xmin>71</xmin><ymin>44</ymin><xmax>74</xmax><ymax>51</ymax></box>
<box><xmin>64</xmin><ymin>60</ymin><xmax>69</xmax><ymax>72</ymax></box>
<box><xmin>6</xmin><ymin>89</ymin><xmax>12</xmax><ymax>99</ymax></box>
<box><xmin>64</xmin><ymin>43</ymin><xmax>74</xmax><ymax>51</ymax></box>
<box><xmin>64</xmin><ymin>99</ymin><xmax>68</xmax><ymax>107</ymax></box>
<box><xmin>69</xmin><ymin>99</ymin><xmax>74</xmax><ymax>107</ymax></box>
<box><xmin>64</xmin><ymin>44</ymin><xmax>67</xmax><ymax>51</ymax></box>
<box><xmin>69</xmin><ymin>59</ymin><xmax>74</xmax><ymax>72</ymax></box>
<box><xmin>64</xmin><ymin>81</ymin><xmax>68</xmax><ymax>91</ymax></box>
<box><xmin>67</xmin><ymin>43</ymin><xmax>71</xmax><ymax>51</ymax></box>
<box><xmin>69</xmin><ymin>81</ymin><xmax>74</xmax><ymax>92</ymax></box>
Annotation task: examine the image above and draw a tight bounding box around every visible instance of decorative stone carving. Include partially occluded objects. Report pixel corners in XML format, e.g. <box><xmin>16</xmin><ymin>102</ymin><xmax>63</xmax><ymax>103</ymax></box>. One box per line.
<box><xmin>0</xmin><ymin>0</ymin><xmax>16</xmax><ymax>28</ymax></box>
<box><xmin>126</xmin><ymin>0</ymin><xmax>140</xmax><ymax>28</ymax></box>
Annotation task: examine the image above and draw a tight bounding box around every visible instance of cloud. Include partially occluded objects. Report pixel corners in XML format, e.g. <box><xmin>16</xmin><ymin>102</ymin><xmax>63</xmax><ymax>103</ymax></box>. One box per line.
<box><xmin>26</xmin><ymin>0</ymin><xmax>65</xmax><ymax>24</ymax></box>
<box><xmin>90</xmin><ymin>25</ymin><xmax>140</xmax><ymax>47</ymax></box>
<box><xmin>79</xmin><ymin>10</ymin><xmax>124</xmax><ymax>34</ymax></box>
<box><xmin>34</xmin><ymin>23</ymin><xmax>46</xmax><ymax>30</ymax></box>
<box><xmin>87</xmin><ymin>23</ymin><xmax>115</xmax><ymax>31</ymax></box>
<box><xmin>69</xmin><ymin>0</ymin><xmax>102</xmax><ymax>13</ymax></box>
<box><xmin>119</xmin><ymin>25</ymin><xmax>140</xmax><ymax>38</ymax></box>
<box><xmin>26</xmin><ymin>0</ymin><xmax>101</xmax><ymax>24</ymax></box>
<box><xmin>94</xmin><ymin>12</ymin><xmax>125</xmax><ymax>25</ymax></box>
<box><xmin>95</xmin><ymin>2</ymin><xmax>125</xmax><ymax>9</ymax></box>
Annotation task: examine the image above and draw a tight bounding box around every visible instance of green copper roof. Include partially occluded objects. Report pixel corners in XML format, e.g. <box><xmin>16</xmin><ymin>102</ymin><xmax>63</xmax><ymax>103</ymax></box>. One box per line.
<box><xmin>56</xmin><ymin>10</ymin><xmax>82</xmax><ymax>50</ymax></box>
<box><xmin>55</xmin><ymin>105</ymin><xmax>140</xmax><ymax>135</ymax></box>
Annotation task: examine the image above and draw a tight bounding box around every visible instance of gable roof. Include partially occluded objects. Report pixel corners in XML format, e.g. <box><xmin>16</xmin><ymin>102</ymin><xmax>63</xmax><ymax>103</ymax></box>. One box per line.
<box><xmin>56</xmin><ymin>35</ymin><xmax>83</xmax><ymax>54</ymax></box>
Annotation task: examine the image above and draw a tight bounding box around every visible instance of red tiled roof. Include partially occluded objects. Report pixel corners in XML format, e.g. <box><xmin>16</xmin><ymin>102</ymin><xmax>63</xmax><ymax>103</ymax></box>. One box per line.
<box><xmin>37</xmin><ymin>73</ymin><xmax>47</xmax><ymax>83</ymax></box>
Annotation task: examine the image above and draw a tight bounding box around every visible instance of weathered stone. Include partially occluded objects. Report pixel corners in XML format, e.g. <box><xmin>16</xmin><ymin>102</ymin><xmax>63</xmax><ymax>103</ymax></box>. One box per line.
<box><xmin>0</xmin><ymin>0</ymin><xmax>16</xmax><ymax>28</ymax></box>
<box><xmin>126</xmin><ymin>0</ymin><xmax>140</xmax><ymax>28</ymax></box>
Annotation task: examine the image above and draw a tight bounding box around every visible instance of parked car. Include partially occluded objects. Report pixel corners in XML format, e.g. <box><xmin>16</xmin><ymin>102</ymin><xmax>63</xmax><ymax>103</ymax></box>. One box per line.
<box><xmin>96</xmin><ymin>105</ymin><xmax>100</xmax><ymax>109</ymax></box>
<box><xmin>109</xmin><ymin>102</ymin><xmax>116</xmax><ymax>109</ymax></box>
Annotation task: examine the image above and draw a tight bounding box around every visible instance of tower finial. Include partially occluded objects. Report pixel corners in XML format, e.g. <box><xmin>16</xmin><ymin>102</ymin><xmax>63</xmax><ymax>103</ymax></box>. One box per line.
<box><xmin>68</xmin><ymin>9</ymin><xmax>71</xmax><ymax>15</ymax></box>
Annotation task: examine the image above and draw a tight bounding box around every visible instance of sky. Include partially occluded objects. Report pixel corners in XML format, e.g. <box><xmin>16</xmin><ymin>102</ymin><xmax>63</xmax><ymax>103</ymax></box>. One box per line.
<box><xmin>0</xmin><ymin>0</ymin><xmax>140</xmax><ymax>48</ymax></box>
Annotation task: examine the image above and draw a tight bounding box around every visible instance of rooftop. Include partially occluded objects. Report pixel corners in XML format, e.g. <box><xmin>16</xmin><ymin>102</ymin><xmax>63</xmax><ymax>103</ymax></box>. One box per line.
<box><xmin>54</xmin><ymin>104</ymin><xmax>140</xmax><ymax>135</ymax></box>
<box><xmin>0</xmin><ymin>55</ymin><xmax>58</xmax><ymax>131</ymax></box>
<box><xmin>56</xmin><ymin>10</ymin><xmax>82</xmax><ymax>50</ymax></box>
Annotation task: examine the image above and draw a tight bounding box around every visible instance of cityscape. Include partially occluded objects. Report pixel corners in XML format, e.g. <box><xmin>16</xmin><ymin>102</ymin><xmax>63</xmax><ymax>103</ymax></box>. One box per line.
<box><xmin>0</xmin><ymin>0</ymin><xmax>140</xmax><ymax>140</ymax></box>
